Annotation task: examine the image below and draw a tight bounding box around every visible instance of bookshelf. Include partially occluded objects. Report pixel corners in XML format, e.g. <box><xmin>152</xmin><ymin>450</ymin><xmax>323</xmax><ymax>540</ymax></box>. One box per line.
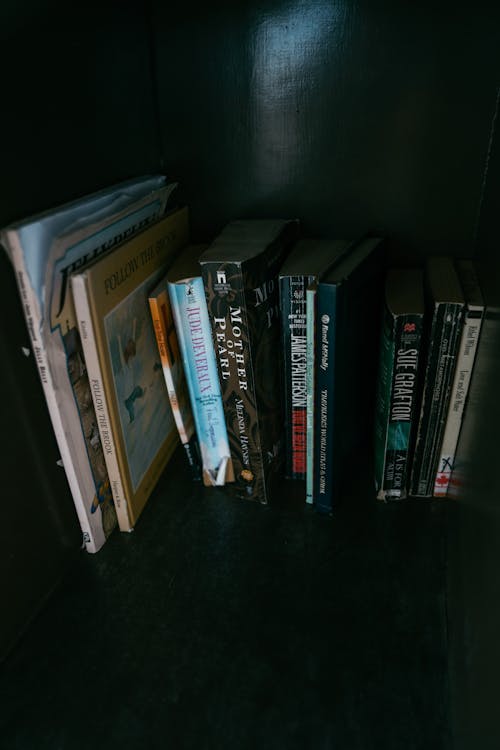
<box><xmin>1</xmin><ymin>2</ymin><xmax>499</xmax><ymax>748</ymax></box>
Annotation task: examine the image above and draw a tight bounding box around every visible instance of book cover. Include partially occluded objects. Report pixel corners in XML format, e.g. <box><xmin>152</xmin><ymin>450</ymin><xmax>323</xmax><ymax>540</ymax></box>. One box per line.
<box><xmin>166</xmin><ymin>244</ymin><xmax>233</xmax><ymax>487</ymax></box>
<box><xmin>1</xmin><ymin>175</ymin><xmax>174</xmax><ymax>552</ymax></box>
<box><xmin>278</xmin><ymin>239</ymin><xmax>353</xmax><ymax>481</ymax></box>
<box><xmin>71</xmin><ymin>208</ymin><xmax>190</xmax><ymax>531</ymax></box>
<box><xmin>433</xmin><ymin>259</ymin><xmax>484</xmax><ymax>496</ymax></box>
<box><xmin>312</xmin><ymin>237</ymin><xmax>385</xmax><ymax>513</ymax></box>
<box><xmin>199</xmin><ymin>219</ymin><xmax>300</xmax><ymax>504</ymax></box>
<box><xmin>409</xmin><ymin>256</ymin><xmax>465</xmax><ymax>498</ymax></box>
<box><xmin>148</xmin><ymin>276</ymin><xmax>203</xmax><ymax>481</ymax></box>
<box><xmin>373</xmin><ymin>268</ymin><xmax>425</xmax><ymax>501</ymax></box>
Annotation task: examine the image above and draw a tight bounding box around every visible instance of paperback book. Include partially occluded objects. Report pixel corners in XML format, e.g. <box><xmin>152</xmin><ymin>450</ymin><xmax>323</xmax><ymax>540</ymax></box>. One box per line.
<box><xmin>433</xmin><ymin>259</ymin><xmax>484</xmax><ymax>496</ymax></box>
<box><xmin>312</xmin><ymin>237</ymin><xmax>385</xmax><ymax>513</ymax></box>
<box><xmin>409</xmin><ymin>256</ymin><xmax>465</xmax><ymax>498</ymax></box>
<box><xmin>200</xmin><ymin>219</ymin><xmax>300</xmax><ymax>503</ymax></box>
<box><xmin>1</xmin><ymin>175</ymin><xmax>174</xmax><ymax>552</ymax></box>
<box><xmin>278</xmin><ymin>238</ymin><xmax>352</xmax><ymax>482</ymax></box>
<box><xmin>374</xmin><ymin>268</ymin><xmax>425</xmax><ymax>501</ymax></box>
<box><xmin>71</xmin><ymin>208</ymin><xmax>190</xmax><ymax>531</ymax></box>
<box><xmin>166</xmin><ymin>244</ymin><xmax>233</xmax><ymax>487</ymax></box>
<box><xmin>149</xmin><ymin>276</ymin><xmax>202</xmax><ymax>481</ymax></box>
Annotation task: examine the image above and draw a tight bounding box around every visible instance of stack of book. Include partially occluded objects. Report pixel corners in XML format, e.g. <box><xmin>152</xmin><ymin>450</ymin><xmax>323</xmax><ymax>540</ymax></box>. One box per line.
<box><xmin>2</xmin><ymin>176</ymin><xmax>484</xmax><ymax>553</ymax></box>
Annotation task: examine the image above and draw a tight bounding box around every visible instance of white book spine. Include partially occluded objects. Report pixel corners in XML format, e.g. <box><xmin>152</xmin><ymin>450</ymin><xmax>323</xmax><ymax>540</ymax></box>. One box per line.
<box><xmin>433</xmin><ymin>310</ymin><xmax>482</xmax><ymax>496</ymax></box>
<box><xmin>71</xmin><ymin>273</ymin><xmax>132</xmax><ymax>531</ymax></box>
<box><xmin>7</xmin><ymin>234</ymin><xmax>105</xmax><ymax>552</ymax></box>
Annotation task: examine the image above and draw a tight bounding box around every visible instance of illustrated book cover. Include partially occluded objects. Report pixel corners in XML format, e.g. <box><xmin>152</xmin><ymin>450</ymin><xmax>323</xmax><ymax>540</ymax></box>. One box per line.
<box><xmin>0</xmin><ymin>175</ymin><xmax>175</xmax><ymax>552</ymax></box>
<box><xmin>71</xmin><ymin>208</ymin><xmax>190</xmax><ymax>531</ymax></box>
<box><xmin>148</xmin><ymin>274</ymin><xmax>203</xmax><ymax>482</ymax></box>
<box><xmin>199</xmin><ymin>219</ymin><xmax>300</xmax><ymax>504</ymax></box>
<box><xmin>433</xmin><ymin>259</ymin><xmax>484</xmax><ymax>496</ymax></box>
<box><xmin>166</xmin><ymin>244</ymin><xmax>233</xmax><ymax>487</ymax></box>
<box><xmin>312</xmin><ymin>237</ymin><xmax>385</xmax><ymax>513</ymax></box>
<box><xmin>278</xmin><ymin>238</ymin><xmax>353</xmax><ymax>482</ymax></box>
<box><xmin>409</xmin><ymin>256</ymin><xmax>465</xmax><ymax>498</ymax></box>
<box><xmin>373</xmin><ymin>268</ymin><xmax>426</xmax><ymax>501</ymax></box>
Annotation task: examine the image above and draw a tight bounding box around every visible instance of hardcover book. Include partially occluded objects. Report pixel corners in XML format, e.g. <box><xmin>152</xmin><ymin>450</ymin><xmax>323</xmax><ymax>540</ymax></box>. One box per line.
<box><xmin>149</xmin><ymin>276</ymin><xmax>203</xmax><ymax>481</ymax></box>
<box><xmin>433</xmin><ymin>259</ymin><xmax>484</xmax><ymax>496</ymax></box>
<box><xmin>312</xmin><ymin>237</ymin><xmax>385</xmax><ymax>513</ymax></box>
<box><xmin>1</xmin><ymin>175</ymin><xmax>174</xmax><ymax>552</ymax></box>
<box><xmin>278</xmin><ymin>238</ymin><xmax>353</xmax><ymax>481</ymax></box>
<box><xmin>374</xmin><ymin>268</ymin><xmax>426</xmax><ymax>501</ymax></box>
<box><xmin>199</xmin><ymin>219</ymin><xmax>300</xmax><ymax>504</ymax></box>
<box><xmin>409</xmin><ymin>256</ymin><xmax>465</xmax><ymax>498</ymax></box>
<box><xmin>71</xmin><ymin>208</ymin><xmax>190</xmax><ymax>531</ymax></box>
<box><xmin>166</xmin><ymin>244</ymin><xmax>233</xmax><ymax>487</ymax></box>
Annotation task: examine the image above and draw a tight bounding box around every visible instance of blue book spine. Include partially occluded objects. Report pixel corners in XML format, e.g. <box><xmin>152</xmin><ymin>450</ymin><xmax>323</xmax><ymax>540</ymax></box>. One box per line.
<box><xmin>168</xmin><ymin>276</ymin><xmax>232</xmax><ymax>485</ymax></box>
<box><xmin>313</xmin><ymin>281</ymin><xmax>337</xmax><ymax>513</ymax></box>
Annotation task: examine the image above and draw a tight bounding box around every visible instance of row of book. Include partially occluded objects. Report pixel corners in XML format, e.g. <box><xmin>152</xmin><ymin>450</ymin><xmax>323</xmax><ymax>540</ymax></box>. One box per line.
<box><xmin>1</xmin><ymin>174</ymin><xmax>481</xmax><ymax>554</ymax></box>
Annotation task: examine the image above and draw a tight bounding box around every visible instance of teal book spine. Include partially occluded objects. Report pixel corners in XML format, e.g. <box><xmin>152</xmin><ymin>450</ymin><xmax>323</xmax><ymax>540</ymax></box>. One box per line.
<box><xmin>168</xmin><ymin>276</ymin><xmax>232</xmax><ymax>486</ymax></box>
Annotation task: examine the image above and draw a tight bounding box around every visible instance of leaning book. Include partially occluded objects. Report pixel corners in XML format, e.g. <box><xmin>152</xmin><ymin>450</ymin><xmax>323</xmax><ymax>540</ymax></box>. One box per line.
<box><xmin>200</xmin><ymin>219</ymin><xmax>300</xmax><ymax>504</ymax></box>
<box><xmin>433</xmin><ymin>259</ymin><xmax>484</xmax><ymax>497</ymax></box>
<box><xmin>148</xmin><ymin>275</ymin><xmax>203</xmax><ymax>481</ymax></box>
<box><xmin>373</xmin><ymin>268</ymin><xmax>426</xmax><ymax>501</ymax></box>
<box><xmin>167</xmin><ymin>244</ymin><xmax>233</xmax><ymax>487</ymax></box>
<box><xmin>71</xmin><ymin>208</ymin><xmax>190</xmax><ymax>532</ymax></box>
<box><xmin>0</xmin><ymin>175</ymin><xmax>174</xmax><ymax>552</ymax></box>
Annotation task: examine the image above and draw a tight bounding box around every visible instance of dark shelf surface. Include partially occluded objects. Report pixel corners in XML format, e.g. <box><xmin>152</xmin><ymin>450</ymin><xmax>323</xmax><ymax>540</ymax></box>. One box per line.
<box><xmin>1</xmin><ymin>447</ymin><xmax>450</xmax><ymax>750</ymax></box>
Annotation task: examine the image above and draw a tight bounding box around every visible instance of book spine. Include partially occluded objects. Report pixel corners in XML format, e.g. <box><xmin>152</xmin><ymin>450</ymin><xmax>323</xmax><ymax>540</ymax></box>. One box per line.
<box><xmin>202</xmin><ymin>261</ymin><xmax>271</xmax><ymax>502</ymax></box>
<box><xmin>148</xmin><ymin>293</ymin><xmax>202</xmax><ymax>481</ymax></box>
<box><xmin>313</xmin><ymin>282</ymin><xmax>337</xmax><ymax>513</ymax></box>
<box><xmin>381</xmin><ymin>313</ymin><xmax>423</xmax><ymax>499</ymax></box>
<box><xmin>168</xmin><ymin>277</ymin><xmax>231</xmax><ymax>486</ymax></box>
<box><xmin>7</xmin><ymin>237</ymin><xmax>105</xmax><ymax>552</ymax></box>
<box><xmin>280</xmin><ymin>274</ymin><xmax>309</xmax><ymax>480</ymax></box>
<box><xmin>71</xmin><ymin>273</ymin><xmax>132</xmax><ymax>532</ymax></box>
<box><xmin>373</xmin><ymin>306</ymin><xmax>396</xmax><ymax>499</ymax></box>
<box><xmin>433</xmin><ymin>308</ymin><xmax>482</xmax><ymax>496</ymax></box>
<box><xmin>410</xmin><ymin>303</ymin><xmax>463</xmax><ymax>496</ymax></box>
<box><xmin>305</xmin><ymin>283</ymin><xmax>317</xmax><ymax>504</ymax></box>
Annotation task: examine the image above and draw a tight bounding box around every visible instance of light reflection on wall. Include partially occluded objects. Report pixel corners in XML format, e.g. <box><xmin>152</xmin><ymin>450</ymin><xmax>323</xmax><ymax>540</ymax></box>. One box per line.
<box><xmin>250</xmin><ymin>1</ymin><xmax>346</xmax><ymax>193</ymax></box>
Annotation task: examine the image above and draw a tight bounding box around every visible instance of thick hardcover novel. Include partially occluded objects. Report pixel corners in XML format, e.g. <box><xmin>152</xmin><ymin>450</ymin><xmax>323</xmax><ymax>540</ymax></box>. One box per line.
<box><xmin>278</xmin><ymin>239</ymin><xmax>352</xmax><ymax>481</ymax></box>
<box><xmin>199</xmin><ymin>219</ymin><xmax>300</xmax><ymax>504</ymax></box>
<box><xmin>409</xmin><ymin>257</ymin><xmax>465</xmax><ymax>498</ymax></box>
<box><xmin>1</xmin><ymin>175</ymin><xmax>174</xmax><ymax>552</ymax></box>
<box><xmin>312</xmin><ymin>237</ymin><xmax>385</xmax><ymax>513</ymax></box>
<box><xmin>167</xmin><ymin>244</ymin><xmax>233</xmax><ymax>487</ymax></box>
<box><xmin>149</xmin><ymin>276</ymin><xmax>202</xmax><ymax>481</ymax></box>
<box><xmin>433</xmin><ymin>259</ymin><xmax>484</xmax><ymax>497</ymax></box>
<box><xmin>71</xmin><ymin>208</ymin><xmax>189</xmax><ymax>531</ymax></box>
<box><xmin>305</xmin><ymin>281</ymin><xmax>317</xmax><ymax>505</ymax></box>
<box><xmin>374</xmin><ymin>269</ymin><xmax>425</xmax><ymax>501</ymax></box>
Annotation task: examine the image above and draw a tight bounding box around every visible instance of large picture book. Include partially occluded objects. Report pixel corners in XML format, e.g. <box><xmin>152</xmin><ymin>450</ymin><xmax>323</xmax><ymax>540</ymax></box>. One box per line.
<box><xmin>148</xmin><ymin>276</ymin><xmax>203</xmax><ymax>482</ymax></box>
<box><xmin>71</xmin><ymin>208</ymin><xmax>190</xmax><ymax>531</ymax></box>
<box><xmin>278</xmin><ymin>238</ymin><xmax>353</xmax><ymax>482</ymax></box>
<box><xmin>199</xmin><ymin>219</ymin><xmax>300</xmax><ymax>504</ymax></box>
<box><xmin>0</xmin><ymin>175</ymin><xmax>174</xmax><ymax>552</ymax></box>
<box><xmin>433</xmin><ymin>259</ymin><xmax>484</xmax><ymax>497</ymax></box>
<box><xmin>166</xmin><ymin>244</ymin><xmax>233</xmax><ymax>487</ymax></box>
<box><xmin>312</xmin><ymin>237</ymin><xmax>385</xmax><ymax>513</ymax></box>
<box><xmin>409</xmin><ymin>256</ymin><xmax>465</xmax><ymax>498</ymax></box>
<box><xmin>373</xmin><ymin>268</ymin><xmax>426</xmax><ymax>501</ymax></box>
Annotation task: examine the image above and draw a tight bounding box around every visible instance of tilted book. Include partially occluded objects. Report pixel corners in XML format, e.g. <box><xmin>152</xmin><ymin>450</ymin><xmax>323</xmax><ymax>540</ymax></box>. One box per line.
<box><xmin>373</xmin><ymin>268</ymin><xmax>425</xmax><ymax>501</ymax></box>
<box><xmin>433</xmin><ymin>259</ymin><xmax>484</xmax><ymax>497</ymax></box>
<box><xmin>149</xmin><ymin>276</ymin><xmax>203</xmax><ymax>482</ymax></box>
<box><xmin>199</xmin><ymin>219</ymin><xmax>300</xmax><ymax>504</ymax></box>
<box><xmin>409</xmin><ymin>256</ymin><xmax>465</xmax><ymax>498</ymax></box>
<box><xmin>1</xmin><ymin>175</ymin><xmax>174</xmax><ymax>552</ymax></box>
<box><xmin>166</xmin><ymin>244</ymin><xmax>233</xmax><ymax>487</ymax></box>
<box><xmin>312</xmin><ymin>237</ymin><xmax>385</xmax><ymax>513</ymax></box>
<box><xmin>278</xmin><ymin>238</ymin><xmax>353</xmax><ymax>482</ymax></box>
<box><xmin>71</xmin><ymin>208</ymin><xmax>190</xmax><ymax>531</ymax></box>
